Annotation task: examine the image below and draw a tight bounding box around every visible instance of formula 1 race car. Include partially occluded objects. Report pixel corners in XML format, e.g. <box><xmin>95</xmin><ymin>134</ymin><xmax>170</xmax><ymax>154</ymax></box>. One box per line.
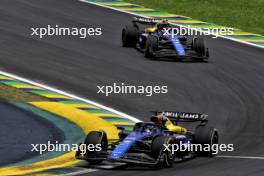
<box><xmin>121</xmin><ymin>17</ymin><xmax>209</xmax><ymax>62</ymax></box>
<box><xmin>75</xmin><ymin>111</ymin><xmax>219</xmax><ymax>168</ymax></box>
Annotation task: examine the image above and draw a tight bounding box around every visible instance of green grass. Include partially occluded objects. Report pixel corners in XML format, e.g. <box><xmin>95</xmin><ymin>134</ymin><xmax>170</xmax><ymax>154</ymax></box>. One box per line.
<box><xmin>125</xmin><ymin>0</ymin><xmax>264</xmax><ymax>35</ymax></box>
<box><xmin>0</xmin><ymin>84</ymin><xmax>50</xmax><ymax>102</ymax></box>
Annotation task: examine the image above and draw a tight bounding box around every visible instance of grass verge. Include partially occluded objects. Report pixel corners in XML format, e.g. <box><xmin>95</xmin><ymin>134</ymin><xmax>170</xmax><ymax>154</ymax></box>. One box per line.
<box><xmin>125</xmin><ymin>0</ymin><xmax>264</xmax><ymax>35</ymax></box>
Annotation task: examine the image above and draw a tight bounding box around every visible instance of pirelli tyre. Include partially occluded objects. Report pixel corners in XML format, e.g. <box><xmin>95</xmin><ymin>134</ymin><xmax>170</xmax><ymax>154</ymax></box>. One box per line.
<box><xmin>192</xmin><ymin>37</ymin><xmax>209</xmax><ymax>62</ymax></box>
<box><xmin>144</xmin><ymin>35</ymin><xmax>158</xmax><ymax>59</ymax></box>
<box><xmin>122</xmin><ymin>25</ymin><xmax>139</xmax><ymax>47</ymax></box>
<box><xmin>151</xmin><ymin>136</ymin><xmax>175</xmax><ymax>168</ymax></box>
<box><xmin>193</xmin><ymin>37</ymin><xmax>206</xmax><ymax>55</ymax></box>
<box><xmin>83</xmin><ymin>131</ymin><xmax>108</xmax><ymax>164</ymax></box>
<box><xmin>194</xmin><ymin>125</ymin><xmax>219</xmax><ymax>156</ymax></box>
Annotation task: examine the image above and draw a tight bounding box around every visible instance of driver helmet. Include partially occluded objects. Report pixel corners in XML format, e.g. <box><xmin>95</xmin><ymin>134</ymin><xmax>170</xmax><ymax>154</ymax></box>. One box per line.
<box><xmin>144</xmin><ymin>128</ymin><xmax>151</xmax><ymax>133</ymax></box>
<box><xmin>150</xmin><ymin>114</ymin><xmax>167</xmax><ymax>124</ymax></box>
<box><xmin>157</xmin><ymin>20</ymin><xmax>169</xmax><ymax>30</ymax></box>
<box><xmin>143</xmin><ymin>125</ymin><xmax>154</xmax><ymax>133</ymax></box>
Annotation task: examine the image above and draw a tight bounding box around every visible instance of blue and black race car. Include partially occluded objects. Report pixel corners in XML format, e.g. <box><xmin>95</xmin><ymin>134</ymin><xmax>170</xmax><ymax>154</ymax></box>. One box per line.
<box><xmin>75</xmin><ymin>111</ymin><xmax>219</xmax><ymax>168</ymax></box>
<box><xmin>121</xmin><ymin>17</ymin><xmax>209</xmax><ymax>62</ymax></box>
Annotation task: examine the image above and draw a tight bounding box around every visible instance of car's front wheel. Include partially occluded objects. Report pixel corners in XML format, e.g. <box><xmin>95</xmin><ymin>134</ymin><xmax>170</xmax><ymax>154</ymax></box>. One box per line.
<box><xmin>144</xmin><ymin>35</ymin><xmax>158</xmax><ymax>59</ymax></box>
<box><xmin>84</xmin><ymin>131</ymin><xmax>108</xmax><ymax>164</ymax></box>
<box><xmin>151</xmin><ymin>136</ymin><xmax>175</xmax><ymax>168</ymax></box>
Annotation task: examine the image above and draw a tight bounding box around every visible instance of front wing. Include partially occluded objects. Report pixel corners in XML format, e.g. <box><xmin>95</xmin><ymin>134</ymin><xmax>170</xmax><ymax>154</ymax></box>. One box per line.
<box><xmin>76</xmin><ymin>151</ymin><xmax>160</xmax><ymax>166</ymax></box>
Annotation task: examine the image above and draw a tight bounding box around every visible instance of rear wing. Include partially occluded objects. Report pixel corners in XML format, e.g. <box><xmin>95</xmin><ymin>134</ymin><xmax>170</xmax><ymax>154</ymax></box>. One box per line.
<box><xmin>132</xmin><ymin>17</ymin><xmax>162</xmax><ymax>24</ymax></box>
<box><xmin>152</xmin><ymin>111</ymin><xmax>208</xmax><ymax>123</ymax></box>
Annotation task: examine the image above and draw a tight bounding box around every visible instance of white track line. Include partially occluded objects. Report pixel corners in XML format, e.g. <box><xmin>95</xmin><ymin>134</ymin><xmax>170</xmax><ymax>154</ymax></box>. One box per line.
<box><xmin>58</xmin><ymin>169</ymin><xmax>96</xmax><ymax>176</ymax></box>
<box><xmin>0</xmin><ymin>70</ymin><xmax>141</xmax><ymax>122</ymax></box>
<box><xmin>56</xmin><ymin>155</ymin><xmax>264</xmax><ymax>175</ymax></box>
<box><xmin>217</xmin><ymin>155</ymin><xmax>264</xmax><ymax>160</ymax></box>
<box><xmin>0</xmin><ymin>69</ymin><xmax>136</xmax><ymax>174</ymax></box>
<box><xmin>0</xmin><ymin>70</ymin><xmax>140</xmax><ymax>174</ymax></box>
<box><xmin>79</xmin><ymin>0</ymin><xmax>264</xmax><ymax>49</ymax></box>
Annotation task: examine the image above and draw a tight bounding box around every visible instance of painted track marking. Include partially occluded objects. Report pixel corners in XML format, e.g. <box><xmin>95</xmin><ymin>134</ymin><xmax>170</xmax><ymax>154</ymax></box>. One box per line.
<box><xmin>0</xmin><ymin>70</ymin><xmax>140</xmax><ymax>123</ymax></box>
<box><xmin>58</xmin><ymin>169</ymin><xmax>96</xmax><ymax>176</ymax></box>
<box><xmin>217</xmin><ymin>155</ymin><xmax>264</xmax><ymax>160</ymax></box>
<box><xmin>78</xmin><ymin>0</ymin><xmax>264</xmax><ymax>49</ymax></box>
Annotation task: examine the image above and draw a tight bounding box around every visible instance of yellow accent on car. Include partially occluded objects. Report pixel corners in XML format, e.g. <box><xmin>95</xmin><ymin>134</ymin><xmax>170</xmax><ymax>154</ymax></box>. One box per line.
<box><xmin>145</xmin><ymin>26</ymin><xmax>157</xmax><ymax>33</ymax></box>
<box><xmin>165</xmin><ymin>119</ymin><xmax>187</xmax><ymax>135</ymax></box>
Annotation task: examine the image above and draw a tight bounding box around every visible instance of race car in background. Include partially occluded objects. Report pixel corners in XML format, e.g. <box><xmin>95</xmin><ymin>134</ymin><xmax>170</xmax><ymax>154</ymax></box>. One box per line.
<box><xmin>121</xmin><ymin>17</ymin><xmax>209</xmax><ymax>62</ymax></box>
<box><xmin>75</xmin><ymin>111</ymin><xmax>219</xmax><ymax>168</ymax></box>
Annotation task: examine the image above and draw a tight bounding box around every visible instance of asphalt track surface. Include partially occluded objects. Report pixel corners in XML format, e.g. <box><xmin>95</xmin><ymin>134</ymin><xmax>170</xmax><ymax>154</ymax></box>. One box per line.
<box><xmin>0</xmin><ymin>0</ymin><xmax>264</xmax><ymax>175</ymax></box>
<box><xmin>0</xmin><ymin>101</ymin><xmax>63</xmax><ymax>167</ymax></box>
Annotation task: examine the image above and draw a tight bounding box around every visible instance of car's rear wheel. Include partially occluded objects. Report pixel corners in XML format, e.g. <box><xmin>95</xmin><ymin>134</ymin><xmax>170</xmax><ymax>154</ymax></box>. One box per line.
<box><xmin>194</xmin><ymin>125</ymin><xmax>219</xmax><ymax>156</ymax></box>
<box><xmin>151</xmin><ymin>136</ymin><xmax>175</xmax><ymax>168</ymax></box>
<box><xmin>193</xmin><ymin>37</ymin><xmax>205</xmax><ymax>55</ymax></box>
<box><xmin>192</xmin><ymin>37</ymin><xmax>208</xmax><ymax>62</ymax></box>
<box><xmin>84</xmin><ymin>131</ymin><xmax>108</xmax><ymax>164</ymax></box>
<box><xmin>144</xmin><ymin>35</ymin><xmax>158</xmax><ymax>59</ymax></box>
<box><xmin>122</xmin><ymin>25</ymin><xmax>139</xmax><ymax>47</ymax></box>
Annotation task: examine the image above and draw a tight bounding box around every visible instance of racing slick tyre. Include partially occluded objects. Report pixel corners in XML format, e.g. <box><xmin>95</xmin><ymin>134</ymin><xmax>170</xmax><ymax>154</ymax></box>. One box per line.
<box><xmin>194</xmin><ymin>125</ymin><xmax>219</xmax><ymax>157</ymax></box>
<box><xmin>84</xmin><ymin>131</ymin><xmax>108</xmax><ymax>164</ymax></box>
<box><xmin>193</xmin><ymin>37</ymin><xmax>205</xmax><ymax>55</ymax></box>
<box><xmin>192</xmin><ymin>37</ymin><xmax>208</xmax><ymax>62</ymax></box>
<box><xmin>151</xmin><ymin>136</ymin><xmax>175</xmax><ymax>168</ymax></box>
<box><xmin>144</xmin><ymin>35</ymin><xmax>158</xmax><ymax>59</ymax></box>
<box><xmin>75</xmin><ymin>142</ymin><xmax>84</xmax><ymax>158</ymax></box>
<box><xmin>122</xmin><ymin>25</ymin><xmax>139</xmax><ymax>47</ymax></box>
